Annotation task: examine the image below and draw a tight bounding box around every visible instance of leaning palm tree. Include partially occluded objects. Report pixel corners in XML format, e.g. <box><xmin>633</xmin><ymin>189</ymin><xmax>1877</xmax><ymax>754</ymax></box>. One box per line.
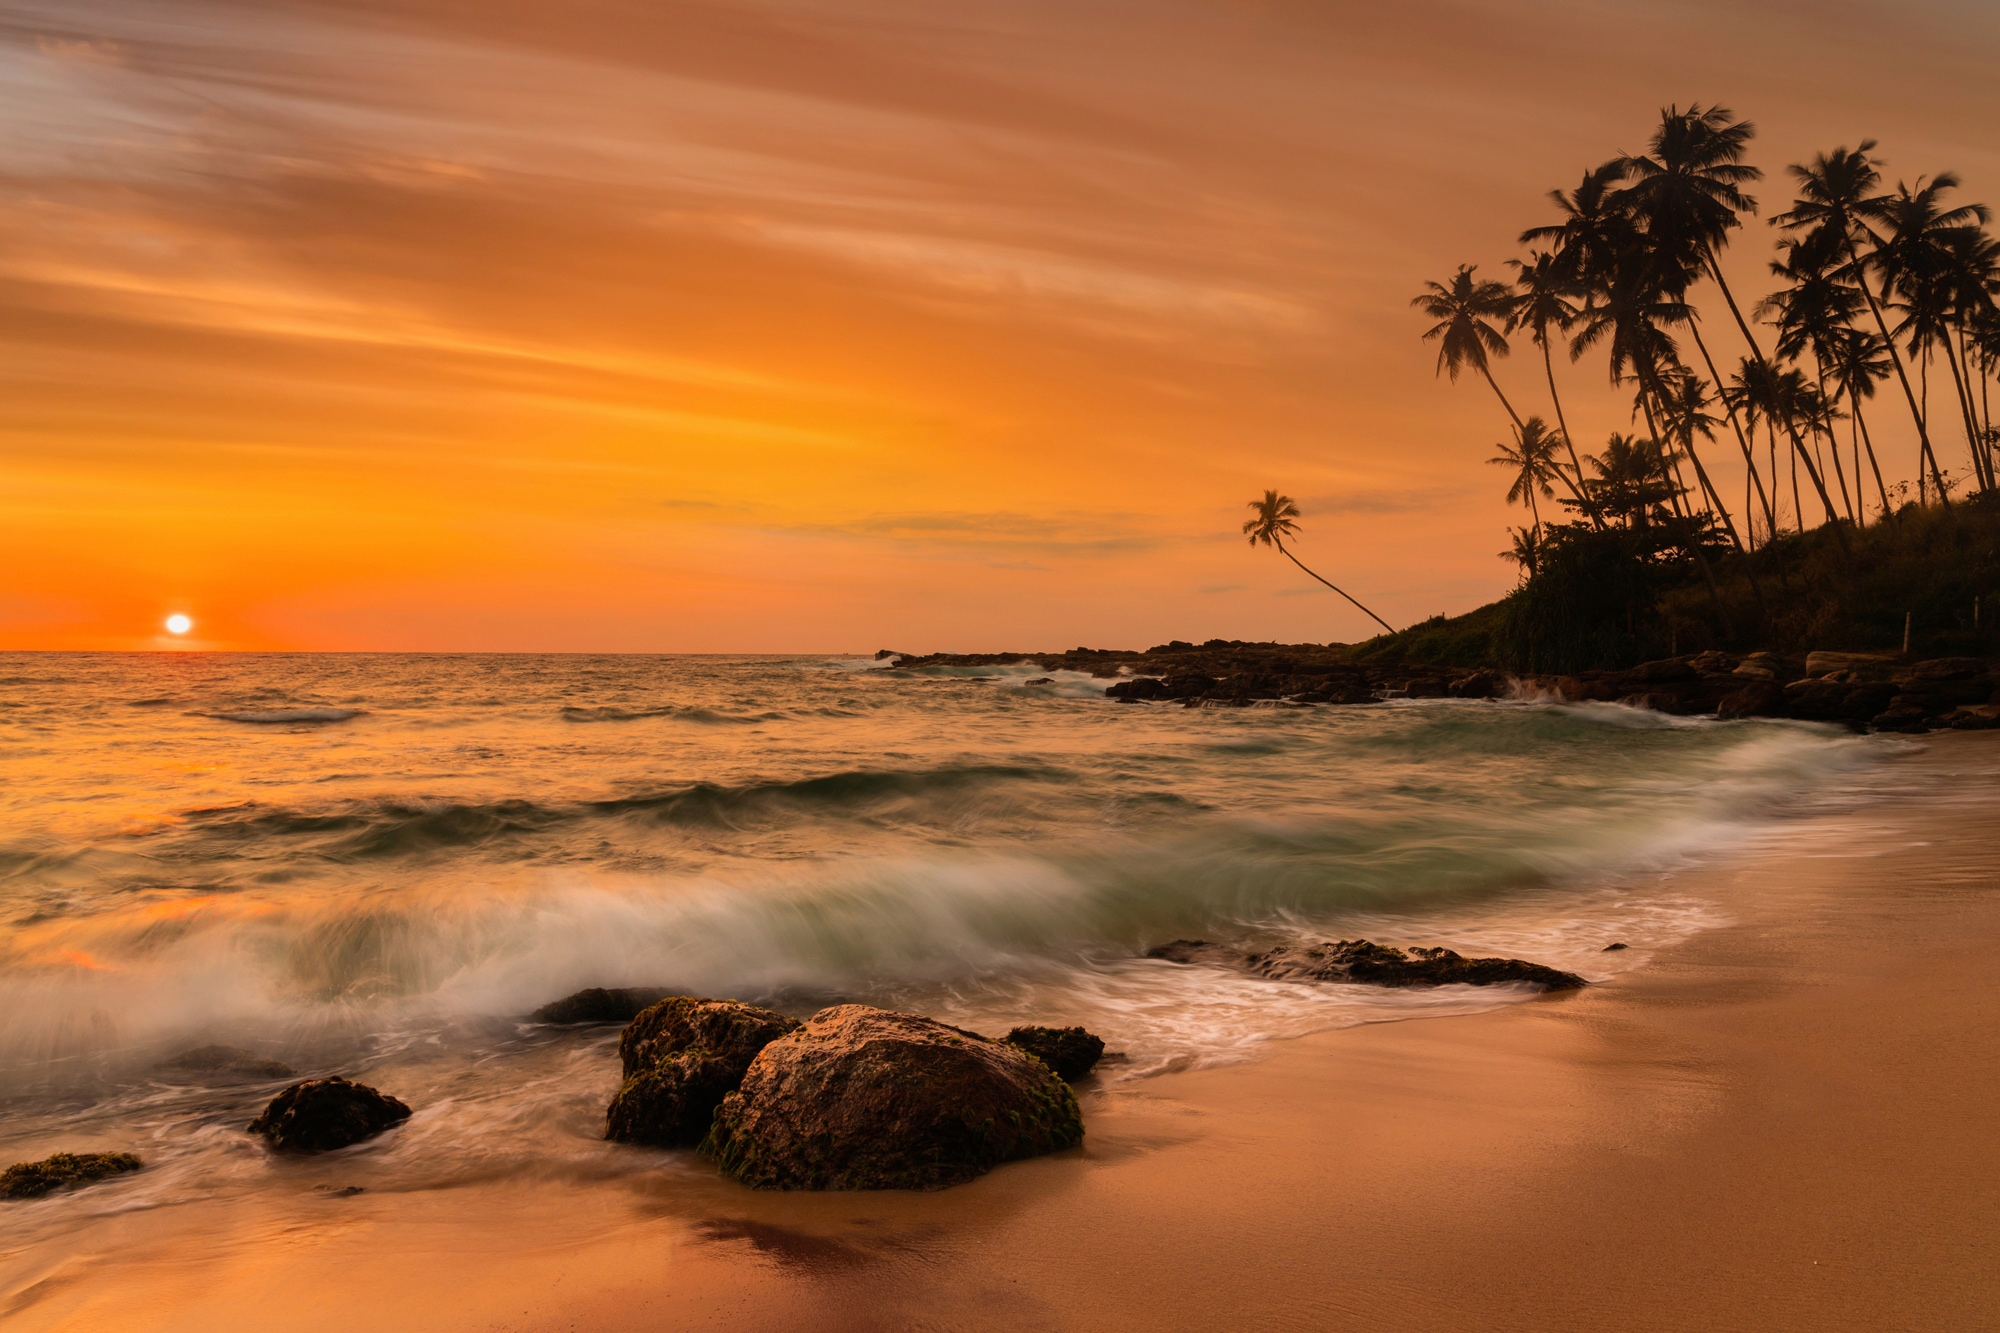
<box><xmin>1242</xmin><ymin>491</ymin><xmax>1397</xmax><ymax>636</ymax></box>
<box><xmin>1412</xmin><ymin>265</ymin><xmax>1527</xmax><ymax>430</ymax></box>
<box><xmin>1489</xmin><ymin>417</ymin><xmax>1562</xmax><ymax>537</ymax></box>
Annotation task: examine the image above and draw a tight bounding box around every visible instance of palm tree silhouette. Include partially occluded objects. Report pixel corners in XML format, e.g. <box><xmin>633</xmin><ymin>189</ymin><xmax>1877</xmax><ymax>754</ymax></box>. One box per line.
<box><xmin>1866</xmin><ymin>174</ymin><xmax>1994</xmax><ymax>492</ymax></box>
<box><xmin>1242</xmin><ymin>491</ymin><xmax>1397</xmax><ymax>636</ymax></box>
<box><xmin>1412</xmin><ymin>265</ymin><xmax>1526</xmax><ymax>430</ymax></box>
<box><xmin>1621</xmin><ymin>105</ymin><xmax>1846</xmax><ymax>538</ymax></box>
<box><xmin>1489</xmin><ymin>417</ymin><xmax>1562</xmax><ymax>537</ymax></box>
<box><xmin>1506</xmin><ymin>250</ymin><xmax>1600</xmax><ymax>523</ymax></box>
<box><xmin>1775</xmin><ymin>142</ymin><xmax>1953</xmax><ymax>507</ymax></box>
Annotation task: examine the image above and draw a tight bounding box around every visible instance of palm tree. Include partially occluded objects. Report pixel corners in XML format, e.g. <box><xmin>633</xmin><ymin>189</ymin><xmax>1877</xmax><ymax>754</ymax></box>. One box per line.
<box><xmin>1522</xmin><ymin>162</ymin><xmax>1635</xmax><ymax>292</ymax></box>
<box><xmin>1867</xmin><ymin>174</ymin><xmax>1995</xmax><ymax>492</ymax></box>
<box><xmin>1489</xmin><ymin>417</ymin><xmax>1562</xmax><ymax>536</ymax></box>
<box><xmin>1242</xmin><ymin>491</ymin><xmax>1397</xmax><ymax>636</ymax></box>
<box><xmin>1413</xmin><ymin>265</ymin><xmax>1527</xmax><ymax>429</ymax></box>
<box><xmin>1774</xmin><ymin>143</ymin><xmax>1952</xmax><ymax>506</ymax></box>
<box><xmin>1500</xmin><ymin>526</ymin><xmax>1540</xmax><ymax>579</ymax></box>
<box><xmin>1505</xmin><ymin>250</ymin><xmax>1600</xmax><ymax>523</ymax></box>
<box><xmin>1827</xmin><ymin>324</ymin><xmax>1897</xmax><ymax>519</ymax></box>
<box><xmin>1614</xmin><ymin>104</ymin><xmax>1796</xmax><ymax>535</ymax></box>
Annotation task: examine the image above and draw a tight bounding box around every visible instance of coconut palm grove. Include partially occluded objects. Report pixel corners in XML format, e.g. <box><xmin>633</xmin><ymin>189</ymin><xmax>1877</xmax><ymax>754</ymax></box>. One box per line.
<box><xmin>1276</xmin><ymin>103</ymin><xmax>2000</xmax><ymax>672</ymax></box>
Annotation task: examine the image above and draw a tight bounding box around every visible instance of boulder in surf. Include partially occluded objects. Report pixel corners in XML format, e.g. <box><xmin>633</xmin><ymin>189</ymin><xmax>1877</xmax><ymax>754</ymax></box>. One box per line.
<box><xmin>248</xmin><ymin>1077</ymin><xmax>412</xmax><ymax>1152</ymax></box>
<box><xmin>1003</xmin><ymin>1025</ymin><xmax>1106</xmax><ymax>1082</ymax></box>
<box><xmin>531</xmin><ymin>986</ymin><xmax>677</xmax><ymax>1026</ymax></box>
<box><xmin>1147</xmin><ymin>938</ymin><xmax>1587</xmax><ymax>991</ymax></box>
<box><xmin>160</xmin><ymin>1045</ymin><xmax>295</xmax><ymax>1080</ymax></box>
<box><xmin>605</xmin><ymin>997</ymin><xmax>800</xmax><ymax>1147</ymax></box>
<box><xmin>701</xmin><ymin>1005</ymin><xmax>1084</xmax><ymax>1191</ymax></box>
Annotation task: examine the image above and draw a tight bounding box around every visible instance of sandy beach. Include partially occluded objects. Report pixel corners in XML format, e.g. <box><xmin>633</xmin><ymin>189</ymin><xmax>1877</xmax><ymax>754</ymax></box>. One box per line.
<box><xmin>6</xmin><ymin>733</ymin><xmax>1996</xmax><ymax>1332</ymax></box>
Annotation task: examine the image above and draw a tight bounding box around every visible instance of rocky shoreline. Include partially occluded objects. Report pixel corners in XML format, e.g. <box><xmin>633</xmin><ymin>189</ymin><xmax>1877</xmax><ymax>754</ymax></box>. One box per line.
<box><xmin>881</xmin><ymin>643</ymin><xmax>2000</xmax><ymax>733</ymax></box>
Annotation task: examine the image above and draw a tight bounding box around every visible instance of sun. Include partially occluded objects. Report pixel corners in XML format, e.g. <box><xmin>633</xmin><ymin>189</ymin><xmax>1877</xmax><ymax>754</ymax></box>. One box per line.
<box><xmin>165</xmin><ymin>614</ymin><xmax>193</xmax><ymax>635</ymax></box>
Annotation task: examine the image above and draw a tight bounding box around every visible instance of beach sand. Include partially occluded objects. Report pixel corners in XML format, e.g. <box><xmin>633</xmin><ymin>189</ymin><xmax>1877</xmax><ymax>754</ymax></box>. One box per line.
<box><xmin>5</xmin><ymin>735</ymin><xmax>1996</xmax><ymax>1331</ymax></box>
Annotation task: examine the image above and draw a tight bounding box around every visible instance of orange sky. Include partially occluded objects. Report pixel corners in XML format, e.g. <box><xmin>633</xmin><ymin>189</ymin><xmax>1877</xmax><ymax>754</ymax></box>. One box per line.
<box><xmin>4</xmin><ymin>0</ymin><xmax>1998</xmax><ymax>651</ymax></box>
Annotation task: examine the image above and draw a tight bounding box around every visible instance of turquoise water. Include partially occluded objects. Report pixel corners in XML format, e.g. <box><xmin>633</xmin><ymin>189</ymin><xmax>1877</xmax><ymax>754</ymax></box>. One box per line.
<box><xmin>0</xmin><ymin>652</ymin><xmax>1889</xmax><ymax>1223</ymax></box>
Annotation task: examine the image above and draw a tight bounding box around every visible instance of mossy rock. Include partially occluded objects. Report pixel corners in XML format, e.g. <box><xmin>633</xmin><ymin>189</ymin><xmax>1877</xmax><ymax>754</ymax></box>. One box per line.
<box><xmin>1003</xmin><ymin>1026</ymin><xmax>1106</xmax><ymax>1082</ymax></box>
<box><xmin>604</xmin><ymin>998</ymin><xmax>800</xmax><ymax>1147</ymax></box>
<box><xmin>2</xmin><ymin>1152</ymin><xmax>143</xmax><ymax>1199</ymax></box>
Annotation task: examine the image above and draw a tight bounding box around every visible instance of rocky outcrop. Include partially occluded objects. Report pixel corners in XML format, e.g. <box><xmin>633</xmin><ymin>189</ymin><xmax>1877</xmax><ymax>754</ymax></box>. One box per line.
<box><xmin>531</xmin><ymin>986</ymin><xmax>676</xmax><ymax>1025</ymax></box>
<box><xmin>891</xmin><ymin>642</ymin><xmax>2000</xmax><ymax>731</ymax></box>
<box><xmin>2</xmin><ymin>1151</ymin><xmax>144</xmax><ymax>1199</ymax></box>
<box><xmin>1148</xmin><ymin>938</ymin><xmax>1587</xmax><ymax>991</ymax></box>
<box><xmin>702</xmin><ymin>1005</ymin><xmax>1084</xmax><ymax>1191</ymax></box>
<box><xmin>605</xmin><ymin>997</ymin><xmax>800</xmax><ymax>1147</ymax></box>
<box><xmin>248</xmin><ymin>1077</ymin><xmax>412</xmax><ymax>1152</ymax></box>
<box><xmin>1004</xmin><ymin>1025</ymin><xmax>1106</xmax><ymax>1082</ymax></box>
<box><xmin>159</xmin><ymin>1045</ymin><xmax>295</xmax><ymax>1080</ymax></box>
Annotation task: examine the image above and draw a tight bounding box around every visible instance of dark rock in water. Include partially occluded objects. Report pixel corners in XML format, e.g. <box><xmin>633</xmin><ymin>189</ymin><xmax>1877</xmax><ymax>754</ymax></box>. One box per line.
<box><xmin>1147</xmin><ymin>938</ymin><xmax>1587</xmax><ymax>992</ymax></box>
<box><xmin>1004</xmin><ymin>1026</ymin><xmax>1106</xmax><ymax>1082</ymax></box>
<box><xmin>2</xmin><ymin>1151</ymin><xmax>144</xmax><ymax>1200</ymax></box>
<box><xmin>531</xmin><ymin>986</ymin><xmax>676</xmax><ymax>1025</ymax></box>
<box><xmin>1602</xmin><ymin>942</ymin><xmax>1629</xmax><ymax>952</ymax></box>
<box><xmin>617</xmin><ymin>996</ymin><xmax>800</xmax><ymax>1079</ymax></box>
<box><xmin>606</xmin><ymin>997</ymin><xmax>801</xmax><ymax>1147</ymax></box>
<box><xmin>249</xmin><ymin>1077</ymin><xmax>412</xmax><ymax>1152</ymax></box>
<box><xmin>702</xmin><ymin>1005</ymin><xmax>1084</xmax><ymax>1191</ymax></box>
<box><xmin>160</xmin><ymin>1045</ymin><xmax>295</xmax><ymax>1080</ymax></box>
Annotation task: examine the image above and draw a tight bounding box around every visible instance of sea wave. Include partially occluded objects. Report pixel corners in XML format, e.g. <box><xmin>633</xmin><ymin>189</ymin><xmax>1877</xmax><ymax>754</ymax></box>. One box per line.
<box><xmin>206</xmin><ymin>708</ymin><xmax>363</xmax><ymax>725</ymax></box>
<box><xmin>561</xmin><ymin>704</ymin><xmax>789</xmax><ymax>725</ymax></box>
<box><xmin>157</xmin><ymin>763</ymin><xmax>1077</xmax><ymax>860</ymax></box>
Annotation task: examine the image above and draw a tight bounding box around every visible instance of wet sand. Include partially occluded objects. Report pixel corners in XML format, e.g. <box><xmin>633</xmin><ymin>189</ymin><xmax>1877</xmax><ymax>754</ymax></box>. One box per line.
<box><xmin>6</xmin><ymin>736</ymin><xmax>1997</xmax><ymax>1331</ymax></box>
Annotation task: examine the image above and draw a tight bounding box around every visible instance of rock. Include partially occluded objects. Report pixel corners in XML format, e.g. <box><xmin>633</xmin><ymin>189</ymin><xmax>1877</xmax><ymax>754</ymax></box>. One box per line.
<box><xmin>531</xmin><ymin>986</ymin><xmax>676</xmax><ymax>1025</ymax></box>
<box><xmin>1003</xmin><ymin>1026</ymin><xmax>1106</xmax><ymax>1082</ymax></box>
<box><xmin>1104</xmin><ymin>676</ymin><xmax>1167</xmax><ymax>702</ymax></box>
<box><xmin>1447</xmin><ymin>671</ymin><xmax>1504</xmax><ymax>699</ymax></box>
<box><xmin>1403</xmin><ymin>678</ymin><xmax>1448</xmax><ymax>699</ymax></box>
<box><xmin>1147</xmin><ymin>938</ymin><xmax>1587</xmax><ymax>991</ymax></box>
<box><xmin>1602</xmin><ymin>942</ymin><xmax>1629</xmax><ymax>952</ymax></box>
<box><xmin>1804</xmin><ymin>651</ymin><xmax>1900</xmax><ymax>678</ymax></box>
<box><xmin>702</xmin><ymin>1005</ymin><xmax>1084</xmax><ymax>1190</ymax></box>
<box><xmin>873</xmin><ymin>649</ymin><xmax>900</xmax><ymax>660</ymax></box>
<box><xmin>1907</xmin><ymin>657</ymin><xmax>1985</xmax><ymax>681</ymax></box>
<box><xmin>1717</xmin><ymin>680</ymin><xmax>1782</xmax><ymax>719</ymax></box>
<box><xmin>1</xmin><ymin>1151</ymin><xmax>144</xmax><ymax>1200</ymax></box>
<box><xmin>1732</xmin><ymin>652</ymin><xmax>1783</xmax><ymax>680</ymax></box>
<box><xmin>160</xmin><ymin>1045</ymin><xmax>295</xmax><ymax>1080</ymax></box>
<box><xmin>1631</xmin><ymin>657</ymin><xmax>1698</xmax><ymax>682</ymax></box>
<box><xmin>248</xmin><ymin>1077</ymin><xmax>412</xmax><ymax>1152</ymax></box>
<box><xmin>605</xmin><ymin>997</ymin><xmax>800</xmax><ymax>1147</ymax></box>
<box><xmin>1948</xmin><ymin>704</ymin><xmax>2000</xmax><ymax>730</ymax></box>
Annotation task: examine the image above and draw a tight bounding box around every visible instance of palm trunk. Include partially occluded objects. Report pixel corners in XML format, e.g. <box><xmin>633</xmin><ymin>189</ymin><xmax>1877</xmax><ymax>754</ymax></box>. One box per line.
<box><xmin>1640</xmin><ymin>384</ymin><xmax>1734</xmax><ymax>640</ymax></box>
<box><xmin>1275</xmin><ymin>540</ymin><xmax>1397</xmax><ymax>636</ymax></box>
<box><xmin>1810</xmin><ymin>361</ymin><xmax>1857</xmax><ymax>524</ymax></box>
<box><xmin>1479</xmin><ymin>362</ymin><xmax>1526</xmax><ymax>433</ymax></box>
<box><xmin>1845</xmin><ymin>239</ymin><xmax>1951</xmax><ymax>507</ymax></box>
<box><xmin>1941</xmin><ymin>328</ymin><xmax>1991</xmax><ymax>493</ymax></box>
<box><xmin>1704</xmin><ymin>256</ymin><xmax>1849</xmax><ymax>544</ymax></box>
<box><xmin>1539</xmin><ymin>333</ymin><xmax>1604</xmax><ymax>528</ymax></box>
<box><xmin>1687</xmin><ymin>315</ymin><xmax>1779</xmax><ymax>541</ymax></box>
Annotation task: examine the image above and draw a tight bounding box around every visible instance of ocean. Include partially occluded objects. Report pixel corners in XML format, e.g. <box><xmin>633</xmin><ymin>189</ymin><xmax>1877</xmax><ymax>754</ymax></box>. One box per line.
<box><xmin>0</xmin><ymin>652</ymin><xmax>1893</xmax><ymax>1229</ymax></box>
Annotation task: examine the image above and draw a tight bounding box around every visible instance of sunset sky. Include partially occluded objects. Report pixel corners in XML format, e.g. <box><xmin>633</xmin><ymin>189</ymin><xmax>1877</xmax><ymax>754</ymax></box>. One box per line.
<box><xmin>4</xmin><ymin>0</ymin><xmax>1998</xmax><ymax>651</ymax></box>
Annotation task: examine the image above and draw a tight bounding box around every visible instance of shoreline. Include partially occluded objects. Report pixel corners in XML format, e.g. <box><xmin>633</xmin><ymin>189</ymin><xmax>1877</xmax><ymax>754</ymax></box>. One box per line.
<box><xmin>5</xmin><ymin>734</ymin><xmax>1997</xmax><ymax>1330</ymax></box>
<box><xmin>886</xmin><ymin>642</ymin><xmax>2000</xmax><ymax>732</ymax></box>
